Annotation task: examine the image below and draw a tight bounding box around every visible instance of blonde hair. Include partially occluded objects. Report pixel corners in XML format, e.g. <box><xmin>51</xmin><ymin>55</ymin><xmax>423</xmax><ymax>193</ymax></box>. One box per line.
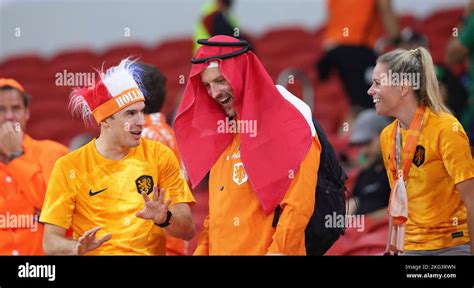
<box><xmin>377</xmin><ymin>47</ymin><xmax>451</xmax><ymax>114</ymax></box>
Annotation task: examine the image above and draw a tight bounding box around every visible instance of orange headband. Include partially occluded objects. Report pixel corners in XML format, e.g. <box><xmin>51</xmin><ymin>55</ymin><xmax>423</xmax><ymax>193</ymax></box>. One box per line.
<box><xmin>0</xmin><ymin>78</ymin><xmax>26</xmax><ymax>93</ymax></box>
<box><xmin>92</xmin><ymin>87</ymin><xmax>145</xmax><ymax>123</ymax></box>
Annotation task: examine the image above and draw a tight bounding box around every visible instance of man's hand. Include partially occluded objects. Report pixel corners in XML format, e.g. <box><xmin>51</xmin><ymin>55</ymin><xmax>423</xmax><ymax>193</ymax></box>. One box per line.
<box><xmin>136</xmin><ymin>185</ymin><xmax>172</xmax><ymax>225</ymax></box>
<box><xmin>75</xmin><ymin>226</ymin><xmax>112</xmax><ymax>255</ymax></box>
<box><xmin>0</xmin><ymin>121</ymin><xmax>23</xmax><ymax>156</ymax></box>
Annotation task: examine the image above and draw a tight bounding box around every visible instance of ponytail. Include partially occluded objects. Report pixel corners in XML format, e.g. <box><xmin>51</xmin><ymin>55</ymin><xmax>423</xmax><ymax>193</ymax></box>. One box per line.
<box><xmin>377</xmin><ymin>47</ymin><xmax>451</xmax><ymax>114</ymax></box>
<box><xmin>417</xmin><ymin>47</ymin><xmax>450</xmax><ymax>114</ymax></box>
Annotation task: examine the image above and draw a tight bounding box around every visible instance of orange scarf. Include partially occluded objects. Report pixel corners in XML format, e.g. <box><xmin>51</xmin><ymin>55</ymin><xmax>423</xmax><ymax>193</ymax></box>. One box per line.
<box><xmin>385</xmin><ymin>106</ymin><xmax>425</xmax><ymax>255</ymax></box>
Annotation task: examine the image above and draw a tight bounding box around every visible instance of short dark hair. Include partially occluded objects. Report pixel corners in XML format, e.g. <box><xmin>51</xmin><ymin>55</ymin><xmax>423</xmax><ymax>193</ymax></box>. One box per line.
<box><xmin>138</xmin><ymin>63</ymin><xmax>167</xmax><ymax>114</ymax></box>
<box><xmin>0</xmin><ymin>86</ymin><xmax>30</xmax><ymax>108</ymax></box>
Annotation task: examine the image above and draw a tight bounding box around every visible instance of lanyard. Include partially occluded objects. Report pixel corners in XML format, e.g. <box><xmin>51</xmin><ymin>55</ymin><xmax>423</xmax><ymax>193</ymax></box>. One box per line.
<box><xmin>390</xmin><ymin>106</ymin><xmax>425</xmax><ymax>180</ymax></box>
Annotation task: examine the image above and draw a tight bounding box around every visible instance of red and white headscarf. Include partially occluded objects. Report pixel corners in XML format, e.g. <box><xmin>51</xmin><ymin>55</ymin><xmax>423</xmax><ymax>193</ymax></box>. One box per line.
<box><xmin>174</xmin><ymin>35</ymin><xmax>315</xmax><ymax>214</ymax></box>
<box><xmin>69</xmin><ymin>58</ymin><xmax>146</xmax><ymax>124</ymax></box>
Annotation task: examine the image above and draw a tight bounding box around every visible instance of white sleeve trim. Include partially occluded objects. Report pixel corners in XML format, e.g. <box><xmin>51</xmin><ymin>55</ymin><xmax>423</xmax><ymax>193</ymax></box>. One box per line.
<box><xmin>276</xmin><ymin>85</ymin><xmax>316</xmax><ymax>137</ymax></box>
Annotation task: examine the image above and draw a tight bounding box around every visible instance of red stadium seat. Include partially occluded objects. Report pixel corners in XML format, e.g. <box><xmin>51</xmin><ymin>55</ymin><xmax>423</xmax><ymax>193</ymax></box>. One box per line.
<box><xmin>398</xmin><ymin>14</ymin><xmax>422</xmax><ymax>31</ymax></box>
<box><xmin>27</xmin><ymin>117</ymin><xmax>95</xmax><ymax>145</ymax></box>
<box><xmin>102</xmin><ymin>43</ymin><xmax>148</xmax><ymax>66</ymax></box>
<box><xmin>423</xmin><ymin>8</ymin><xmax>463</xmax><ymax>30</ymax></box>
<box><xmin>324</xmin><ymin>224</ymin><xmax>366</xmax><ymax>255</ymax></box>
<box><xmin>325</xmin><ymin>214</ymin><xmax>389</xmax><ymax>255</ymax></box>
<box><xmin>150</xmin><ymin>37</ymin><xmax>193</xmax><ymax>70</ymax></box>
<box><xmin>0</xmin><ymin>54</ymin><xmax>45</xmax><ymax>68</ymax></box>
<box><xmin>0</xmin><ymin>66</ymin><xmax>48</xmax><ymax>84</ymax></box>
<box><xmin>342</xmin><ymin>228</ymin><xmax>388</xmax><ymax>255</ymax></box>
<box><xmin>256</xmin><ymin>26</ymin><xmax>316</xmax><ymax>58</ymax></box>
<box><xmin>0</xmin><ymin>54</ymin><xmax>48</xmax><ymax>84</ymax></box>
<box><xmin>49</xmin><ymin>49</ymin><xmax>100</xmax><ymax>69</ymax></box>
<box><xmin>21</xmin><ymin>81</ymin><xmax>58</xmax><ymax>101</ymax></box>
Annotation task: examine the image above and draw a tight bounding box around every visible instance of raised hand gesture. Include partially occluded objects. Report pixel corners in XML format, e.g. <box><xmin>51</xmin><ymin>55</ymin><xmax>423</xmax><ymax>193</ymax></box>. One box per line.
<box><xmin>136</xmin><ymin>185</ymin><xmax>172</xmax><ymax>225</ymax></box>
<box><xmin>75</xmin><ymin>226</ymin><xmax>112</xmax><ymax>255</ymax></box>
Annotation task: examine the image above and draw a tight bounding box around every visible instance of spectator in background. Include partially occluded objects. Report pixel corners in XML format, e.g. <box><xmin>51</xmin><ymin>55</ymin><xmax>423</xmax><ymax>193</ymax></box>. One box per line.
<box><xmin>447</xmin><ymin>0</ymin><xmax>474</xmax><ymax>144</ymax></box>
<box><xmin>347</xmin><ymin>109</ymin><xmax>391</xmax><ymax>217</ymax></box>
<box><xmin>396</xmin><ymin>27</ymin><xmax>427</xmax><ymax>50</ymax></box>
<box><xmin>317</xmin><ymin>0</ymin><xmax>399</xmax><ymax>121</ymax></box>
<box><xmin>138</xmin><ymin>62</ymin><xmax>190</xmax><ymax>256</ymax></box>
<box><xmin>139</xmin><ymin>63</ymin><xmax>181</xmax><ymax>163</ymax></box>
<box><xmin>194</xmin><ymin>0</ymin><xmax>250</xmax><ymax>52</ymax></box>
<box><xmin>435</xmin><ymin>64</ymin><xmax>469</xmax><ymax>121</ymax></box>
<box><xmin>0</xmin><ymin>78</ymin><xmax>68</xmax><ymax>255</ymax></box>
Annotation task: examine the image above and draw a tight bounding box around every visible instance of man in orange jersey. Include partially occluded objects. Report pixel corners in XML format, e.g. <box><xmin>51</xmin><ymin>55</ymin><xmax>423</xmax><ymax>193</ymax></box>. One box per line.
<box><xmin>0</xmin><ymin>78</ymin><xmax>68</xmax><ymax>255</ymax></box>
<box><xmin>139</xmin><ymin>62</ymin><xmax>189</xmax><ymax>255</ymax></box>
<box><xmin>175</xmin><ymin>36</ymin><xmax>321</xmax><ymax>255</ymax></box>
<box><xmin>40</xmin><ymin>58</ymin><xmax>195</xmax><ymax>255</ymax></box>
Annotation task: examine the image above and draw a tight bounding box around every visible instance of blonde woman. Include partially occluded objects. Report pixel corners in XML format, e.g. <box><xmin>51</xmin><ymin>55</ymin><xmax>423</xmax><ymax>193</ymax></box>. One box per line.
<box><xmin>368</xmin><ymin>47</ymin><xmax>474</xmax><ymax>255</ymax></box>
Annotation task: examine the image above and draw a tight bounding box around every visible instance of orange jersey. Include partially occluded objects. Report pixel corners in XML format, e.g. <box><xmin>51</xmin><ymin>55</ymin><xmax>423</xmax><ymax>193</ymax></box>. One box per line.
<box><xmin>40</xmin><ymin>138</ymin><xmax>195</xmax><ymax>255</ymax></box>
<box><xmin>194</xmin><ymin>133</ymin><xmax>321</xmax><ymax>255</ymax></box>
<box><xmin>143</xmin><ymin>112</ymin><xmax>188</xmax><ymax>255</ymax></box>
<box><xmin>0</xmin><ymin>134</ymin><xmax>68</xmax><ymax>255</ymax></box>
<box><xmin>143</xmin><ymin>113</ymin><xmax>181</xmax><ymax>163</ymax></box>
<box><xmin>324</xmin><ymin>0</ymin><xmax>382</xmax><ymax>48</ymax></box>
<box><xmin>380</xmin><ymin>108</ymin><xmax>474</xmax><ymax>250</ymax></box>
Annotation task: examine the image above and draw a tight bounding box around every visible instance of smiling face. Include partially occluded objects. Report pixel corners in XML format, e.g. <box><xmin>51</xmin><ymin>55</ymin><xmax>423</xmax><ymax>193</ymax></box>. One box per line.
<box><xmin>200</xmin><ymin>66</ymin><xmax>236</xmax><ymax>118</ymax></box>
<box><xmin>367</xmin><ymin>62</ymin><xmax>404</xmax><ymax>117</ymax></box>
<box><xmin>104</xmin><ymin>101</ymin><xmax>145</xmax><ymax>148</ymax></box>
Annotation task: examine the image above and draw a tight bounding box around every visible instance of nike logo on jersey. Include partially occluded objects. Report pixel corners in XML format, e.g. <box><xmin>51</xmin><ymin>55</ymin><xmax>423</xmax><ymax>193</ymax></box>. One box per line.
<box><xmin>89</xmin><ymin>188</ymin><xmax>107</xmax><ymax>196</ymax></box>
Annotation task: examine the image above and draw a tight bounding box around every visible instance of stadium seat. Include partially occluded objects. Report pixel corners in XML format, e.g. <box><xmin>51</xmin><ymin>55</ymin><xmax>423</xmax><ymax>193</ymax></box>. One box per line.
<box><xmin>49</xmin><ymin>49</ymin><xmax>100</xmax><ymax>69</ymax></box>
<box><xmin>423</xmin><ymin>8</ymin><xmax>463</xmax><ymax>31</ymax></box>
<box><xmin>342</xmin><ymin>228</ymin><xmax>388</xmax><ymax>255</ymax></box>
<box><xmin>0</xmin><ymin>54</ymin><xmax>45</xmax><ymax>69</ymax></box>
<box><xmin>398</xmin><ymin>14</ymin><xmax>422</xmax><ymax>31</ymax></box>
<box><xmin>150</xmin><ymin>37</ymin><xmax>193</xmax><ymax>70</ymax></box>
<box><xmin>256</xmin><ymin>26</ymin><xmax>316</xmax><ymax>58</ymax></box>
<box><xmin>102</xmin><ymin>43</ymin><xmax>148</xmax><ymax>66</ymax></box>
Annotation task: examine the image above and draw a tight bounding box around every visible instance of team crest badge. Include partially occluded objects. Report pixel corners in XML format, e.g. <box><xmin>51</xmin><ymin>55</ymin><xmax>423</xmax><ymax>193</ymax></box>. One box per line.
<box><xmin>413</xmin><ymin>145</ymin><xmax>425</xmax><ymax>167</ymax></box>
<box><xmin>135</xmin><ymin>175</ymin><xmax>154</xmax><ymax>195</ymax></box>
<box><xmin>233</xmin><ymin>162</ymin><xmax>248</xmax><ymax>185</ymax></box>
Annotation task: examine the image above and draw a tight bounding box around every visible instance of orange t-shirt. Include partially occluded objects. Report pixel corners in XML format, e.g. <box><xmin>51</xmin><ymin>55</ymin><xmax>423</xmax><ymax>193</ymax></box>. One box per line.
<box><xmin>194</xmin><ymin>133</ymin><xmax>321</xmax><ymax>255</ymax></box>
<box><xmin>324</xmin><ymin>0</ymin><xmax>382</xmax><ymax>48</ymax></box>
<box><xmin>0</xmin><ymin>134</ymin><xmax>68</xmax><ymax>255</ymax></box>
<box><xmin>40</xmin><ymin>138</ymin><xmax>195</xmax><ymax>255</ymax></box>
<box><xmin>143</xmin><ymin>113</ymin><xmax>181</xmax><ymax>163</ymax></box>
<box><xmin>380</xmin><ymin>108</ymin><xmax>474</xmax><ymax>250</ymax></box>
<box><xmin>143</xmin><ymin>112</ymin><xmax>188</xmax><ymax>255</ymax></box>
